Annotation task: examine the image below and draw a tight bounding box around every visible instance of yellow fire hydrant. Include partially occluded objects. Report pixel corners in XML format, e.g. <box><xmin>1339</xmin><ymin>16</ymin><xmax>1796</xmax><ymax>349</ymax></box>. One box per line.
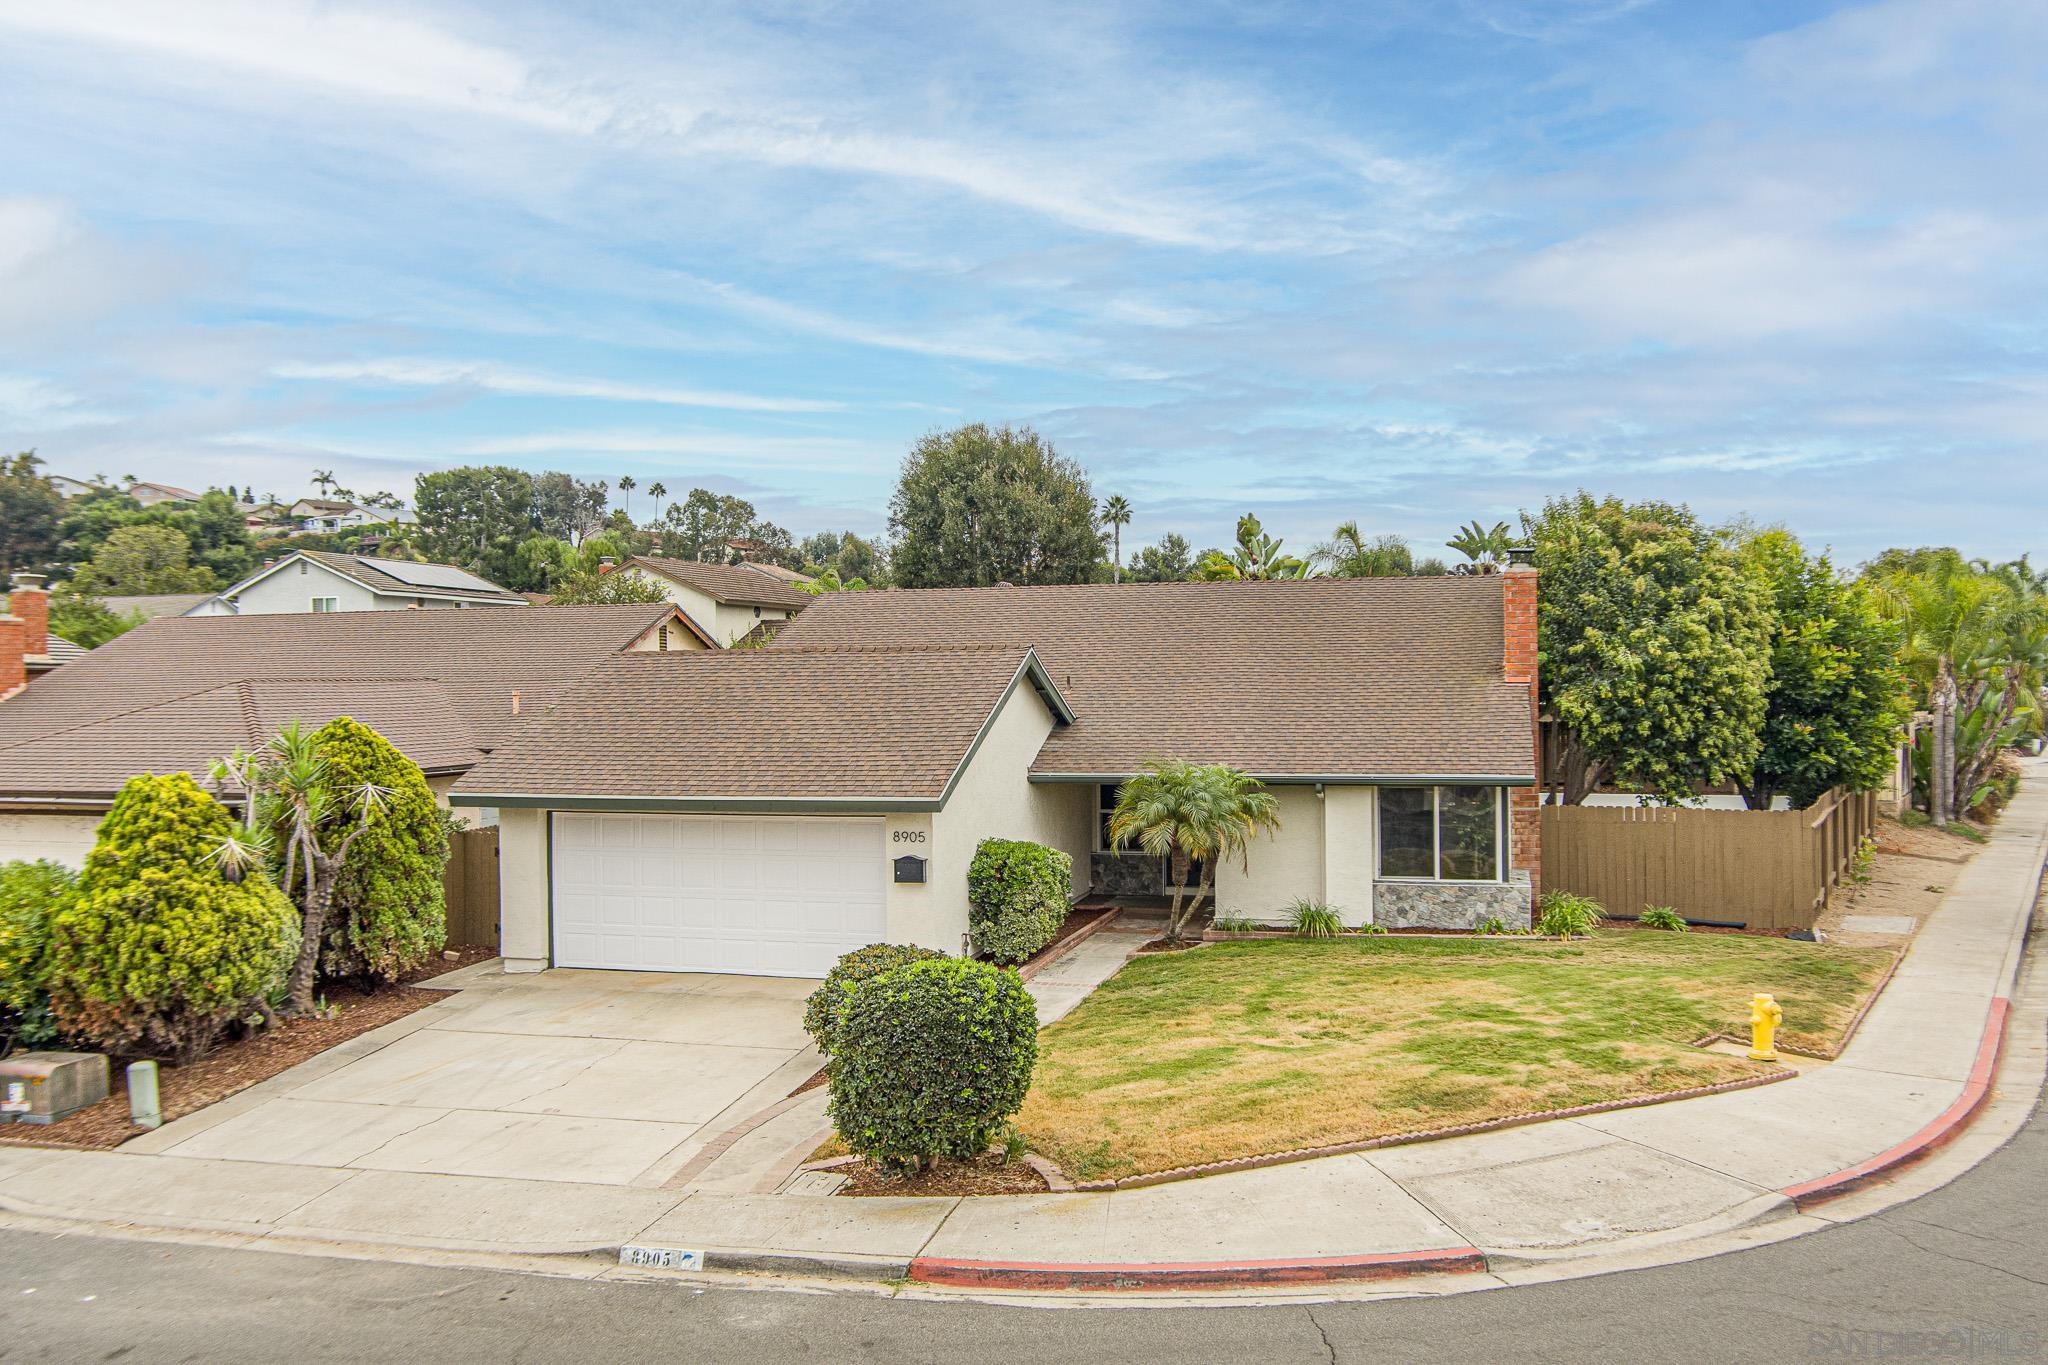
<box><xmin>1748</xmin><ymin>993</ymin><xmax>1783</xmax><ymax>1062</ymax></box>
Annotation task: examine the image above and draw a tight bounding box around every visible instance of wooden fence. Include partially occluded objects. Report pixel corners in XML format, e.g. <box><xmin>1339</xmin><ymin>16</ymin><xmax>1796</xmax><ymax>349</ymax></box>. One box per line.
<box><xmin>442</xmin><ymin>825</ymin><xmax>501</xmax><ymax>948</ymax></box>
<box><xmin>1540</xmin><ymin>787</ymin><xmax>1878</xmax><ymax>931</ymax></box>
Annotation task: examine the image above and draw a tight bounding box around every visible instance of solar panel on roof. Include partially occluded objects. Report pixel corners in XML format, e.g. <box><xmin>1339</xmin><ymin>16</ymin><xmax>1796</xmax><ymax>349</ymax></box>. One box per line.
<box><xmin>355</xmin><ymin>557</ymin><xmax>505</xmax><ymax>593</ymax></box>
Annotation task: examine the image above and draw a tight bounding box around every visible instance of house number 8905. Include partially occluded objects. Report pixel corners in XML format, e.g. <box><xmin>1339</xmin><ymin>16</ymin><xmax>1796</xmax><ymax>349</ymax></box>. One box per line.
<box><xmin>891</xmin><ymin>830</ymin><xmax>926</xmax><ymax>844</ymax></box>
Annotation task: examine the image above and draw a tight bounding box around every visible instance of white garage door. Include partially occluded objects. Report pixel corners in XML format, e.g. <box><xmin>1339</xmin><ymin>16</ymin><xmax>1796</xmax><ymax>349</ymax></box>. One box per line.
<box><xmin>550</xmin><ymin>813</ymin><xmax>887</xmax><ymax>977</ymax></box>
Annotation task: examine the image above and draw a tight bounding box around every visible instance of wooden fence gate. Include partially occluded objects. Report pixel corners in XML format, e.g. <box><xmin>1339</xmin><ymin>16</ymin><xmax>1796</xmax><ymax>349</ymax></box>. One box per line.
<box><xmin>1540</xmin><ymin>788</ymin><xmax>1877</xmax><ymax>931</ymax></box>
<box><xmin>442</xmin><ymin>825</ymin><xmax>501</xmax><ymax>949</ymax></box>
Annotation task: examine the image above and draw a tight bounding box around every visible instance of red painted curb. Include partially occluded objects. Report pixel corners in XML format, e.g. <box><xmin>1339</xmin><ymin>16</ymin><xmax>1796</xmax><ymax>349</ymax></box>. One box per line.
<box><xmin>907</xmin><ymin>1246</ymin><xmax>1487</xmax><ymax>1292</ymax></box>
<box><xmin>1780</xmin><ymin>996</ymin><xmax>2011</xmax><ymax>1208</ymax></box>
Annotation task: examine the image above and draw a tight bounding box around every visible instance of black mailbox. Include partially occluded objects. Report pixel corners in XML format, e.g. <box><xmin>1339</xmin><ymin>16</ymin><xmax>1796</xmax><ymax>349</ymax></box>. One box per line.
<box><xmin>892</xmin><ymin>854</ymin><xmax>928</xmax><ymax>884</ymax></box>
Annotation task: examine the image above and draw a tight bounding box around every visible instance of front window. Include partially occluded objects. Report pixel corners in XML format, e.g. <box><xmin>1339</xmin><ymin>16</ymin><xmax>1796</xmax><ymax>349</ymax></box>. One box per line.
<box><xmin>1378</xmin><ymin>786</ymin><xmax>1502</xmax><ymax>881</ymax></box>
<box><xmin>310</xmin><ymin>596</ymin><xmax>338</xmax><ymax>613</ymax></box>
<box><xmin>1098</xmin><ymin>783</ymin><xmax>1125</xmax><ymax>851</ymax></box>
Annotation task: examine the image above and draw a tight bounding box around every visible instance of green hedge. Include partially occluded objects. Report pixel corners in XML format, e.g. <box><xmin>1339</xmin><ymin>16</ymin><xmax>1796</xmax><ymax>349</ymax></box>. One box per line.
<box><xmin>801</xmin><ymin>942</ymin><xmax>946</xmax><ymax>1056</ymax></box>
<box><xmin>826</xmin><ymin>957</ymin><xmax>1038</xmax><ymax>1173</ymax></box>
<box><xmin>47</xmin><ymin>774</ymin><xmax>299</xmax><ymax>1063</ymax></box>
<box><xmin>296</xmin><ymin>717</ymin><xmax>451</xmax><ymax>981</ymax></box>
<box><xmin>0</xmin><ymin>859</ymin><xmax>74</xmax><ymax>1050</ymax></box>
<box><xmin>967</xmin><ymin>838</ymin><xmax>1071</xmax><ymax>965</ymax></box>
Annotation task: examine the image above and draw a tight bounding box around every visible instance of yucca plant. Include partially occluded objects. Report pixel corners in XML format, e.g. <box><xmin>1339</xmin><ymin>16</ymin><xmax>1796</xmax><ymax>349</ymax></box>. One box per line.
<box><xmin>211</xmin><ymin>720</ymin><xmax>391</xmax><ymax>1016</ymax></box>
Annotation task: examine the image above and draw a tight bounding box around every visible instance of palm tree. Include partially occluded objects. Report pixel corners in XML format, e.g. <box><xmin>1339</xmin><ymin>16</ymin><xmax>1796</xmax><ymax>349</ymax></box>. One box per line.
<box><xmin>1218</xmin><ymin>514</ymin><xmax>1312</xmax><ymax>580</ymax></box>
<box><xmin>1874</xmin><ymin>566</ymin><xmax>2002</xmax><ymax>825</ymax></box>
<box><xmin>1447</xmin><ymin>519</ymin><xmax>1513</xmax><ymax>572</ymax></box>
<box><xmin>1314</xmin><ymin>521</ymin><xmax>1413</xmax><ymax>577</ymax></box>
<box><xmin>209</xmin><ymin>723</ymin><xmax>390</xmax><ymax>1016</ymax></box>
<box><xmin>1108</xmin><ymin>760</ymin><xmax>1282</xmax><ymax>943</ymax></box>
<box><xmin>1100</xmin><ymin>495</ymin><xmax>1133</xmax><ymax>583</ymax></box>
<box><xmin>311</xmin><ymin>469</ymin><xmax>336</xmax><ymax>497</ymax></box>
<box><xmin>647</xmin><ymin>481</ymin><xmax>667</xmax><ymax>513</ymax></box>
<box><xmin>617</xmin><ymin>475</ymin><xmax>637</xmax><ymax>520</ymax></box>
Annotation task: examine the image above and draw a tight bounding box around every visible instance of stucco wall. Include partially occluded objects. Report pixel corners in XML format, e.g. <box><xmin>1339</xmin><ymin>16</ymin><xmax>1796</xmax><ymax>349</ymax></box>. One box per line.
<box><xmin>712</xmin><ymin>601</ymin><xmax>791</xmax><ymax>647</ymax></box>
<box><xmin>1214</xmin><ymin>785</ymin><xmax>1325</xmax><ymax>920</ymax></box>
<box><xmin>495</xmin><ymin>807</ymin><xmax>551</xmax><ymax>971</ymax></box>
<box><xmin>0</xmin><ymin>812</ymin><xmax>103</xmax><ymax>868</ymax></box>
<box><xmin>427</xmin><ymin>774</ymin><xmax>491</xmax><ymax>828</ymax></box>
<box><xmin>924</xmin><ymin>682</ymin><xmax>1089</xmax><ymax>952</ymax></box>
<box><xmin>1322</xmin><ymin>786</ymin><xmax>1379</xmax><ymax>927</ymax></box>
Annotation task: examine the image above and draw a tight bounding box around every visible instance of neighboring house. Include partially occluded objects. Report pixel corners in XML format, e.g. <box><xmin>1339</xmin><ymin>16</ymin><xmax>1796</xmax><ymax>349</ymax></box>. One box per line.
<box><xmin>737</xmin><ymin>561</ymin><xmax>816</xmax><ymax>589</ymax></box>
<box><xmin>214</xmin><ymin>550</ymin><xmax>528</xmax><ymax>614</ymax></box>
<box><xmin>127</xmin><ymin>481</ymin><xmax>201</xmax><ymax>507</ymax></box>
<box><xmin>0</xmin><ymin>600</ymin><xmax>708</xmax><ymax>867</ymax></box>
<box><xmin>450</xmin><ymin>572</ymin><xmax>1542</xmax><ymax>978</ymax></box>
<box><xmin>46</xmin><ymin>474</ymin><xmax>96</xmax><ymax>499</ymax></box>
<box><xmin>607</xmin><ymin>555</ymin><xmax>812</xmax><ymax>647</ymax></box>
<box><xmin>243</xmin><ymin>501</ymin><xmax>293</xmax><ymax>533</ymax></box>
<box><xmin>288</xmin><ymin>497</ymin><xmax>379</xmax><ymax>532</ymax></box>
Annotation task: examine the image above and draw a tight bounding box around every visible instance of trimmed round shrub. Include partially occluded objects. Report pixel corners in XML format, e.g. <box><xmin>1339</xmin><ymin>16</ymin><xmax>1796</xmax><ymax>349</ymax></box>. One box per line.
<box><xmin>967</xmin><ymin>838</ymin><xmax>1071</xmax><ymax>965</ymax></box>
<box><xmin>0</xmin><ymin>859</ymin><xmax>75</xmax><ymax>1049</ymax></box>
<box><xmin>827</xmin><ymin>958</ymin><xmax>1039</xmax><ymax>1173</ymax></box>
<box><xmin>802</xmin><ymin>942</ymin><xmax>946</xmax><ymax>1056</ymax></box>
<box><xmin>47</xmin><ymin>774</ymin><xmax>299</xmax><ymax>1063</ymax></box>
<box><xmin>296</xmin><ymin>717</ymin><xmax>451</xmax><ymax>980</ymax></box>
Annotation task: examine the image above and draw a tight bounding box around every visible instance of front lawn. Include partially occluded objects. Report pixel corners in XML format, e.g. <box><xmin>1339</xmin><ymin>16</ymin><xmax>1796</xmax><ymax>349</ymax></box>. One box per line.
<box><xmin>1015</xmin><ymin>933</ymin><xmax>1895</xmax><ymax>1181</ymax></box>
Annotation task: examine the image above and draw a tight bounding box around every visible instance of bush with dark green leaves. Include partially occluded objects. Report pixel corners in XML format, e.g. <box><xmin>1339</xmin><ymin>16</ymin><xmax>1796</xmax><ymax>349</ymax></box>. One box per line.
<box><xmin>827</xmin><ymin>958</ymin><xmax>1038</xmax><ymax>1173</ymax></box>
<box><xmin>801</xmin><ymin>942</ymin><xmax>946</xmax><ymax>1055</ymax></box>
<box><xmin>967</xmin><ymin>838</ymin><xmax>1071</xmax><ymax>965</ymax></box>
<box><xmin>0</xmin><ymin>859</ymin><xmax>74</xmax><ymax>1050</ymax></box>
<box><xmin>293</xmin><ymin>717</ymin><xmax>451</xmax><ymax>981</ymax></box>
<box><xmin>47</xmin><ymin>774</ymin><xmax>298</xmax><ymax>1062</ymax></box>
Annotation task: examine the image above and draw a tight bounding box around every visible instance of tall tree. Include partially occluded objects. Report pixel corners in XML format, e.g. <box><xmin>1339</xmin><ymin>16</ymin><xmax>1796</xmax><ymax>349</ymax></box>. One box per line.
<box><xmin>1127</xmin><ymin>533</ymin><xmax>1194</xmax><ymax>582</ymax></box>
<box><xmin>617</xmin><ymin>474</ymin><xmax>637</xmax><ymax>520</ymax></box>
<box><xmin>1733</xmin><ymin>529</ymin><xmax>1906</xmax><ymax>809</ymax></box>
<box><xmin>1099</xmin><ymin>495</ymin><xmax>1133</xmax><ymax>584</ymax></box>
<box><xmin>72</xmin><ymin>524</ymin><xmax>215</xmax><ymax>595</ymax></box>
<box><xmin>1315</xmin><ymin>521</ymin><xmax>1413</xmax><ymax>577</ymax></box>
<box><xmin>0</xmin><ymin>451</ymin><xmax>63</xmax><ymax>575</ymax></box>
<box><xmin>1193</xmin><ymin>514</ymin><xmax>1311</xmax><ymax>580</ymax></box>
<box><xmin>1447</xmin><ymin>519</ymin><xmax>1514</xmax><ymax>573</ymax></box>
<box><xmin>533</xmin><ymin>471</ymin><xmax>609</xmax><ymax>545</ymax></box>
<box><xmin>1525</xmin><ymin>493</ymin><xmax>1775</xmax><ymax>804</ymax></box>
<box><xmin>1108</xmin><ymin>761</ymin><xmax>1281</xmax><ymax>944</ymax></box>
<box><xmin>888</xmin><ymin>424</ymin><xmax>1101</xmax><ymax>587</ymax></box>
<box><xmin>413</xmin><ymin>466</ymin><xmax>535</xmax><ymax>583</ymax></box>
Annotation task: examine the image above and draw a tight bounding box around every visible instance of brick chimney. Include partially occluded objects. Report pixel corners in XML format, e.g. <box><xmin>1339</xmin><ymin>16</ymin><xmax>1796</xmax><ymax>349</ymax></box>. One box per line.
<box><xmin>597</xmin><ymin>556</ymin><xmax>617</xmax><ymax>575</ymax></box>
<box><xmin>9</xmin><ymin>572</ymin><xmax>48</xmax><ymax>659</ymax></box>
<box><xmin>0</xmin><ymin>612</ymin><xmax>23</xmax><ymax>699</ymax></box>
<box><xmin>1502</xmin><ymin>548</ymin><xmax>1541</xmax><ymax>902</ymax></box>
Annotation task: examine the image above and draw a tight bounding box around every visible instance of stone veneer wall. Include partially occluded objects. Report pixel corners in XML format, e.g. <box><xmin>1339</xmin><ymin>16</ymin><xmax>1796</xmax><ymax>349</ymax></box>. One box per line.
<box><xmin>1090</xmin><ymin>851</ymin><xmax>1162</xmax><ymax>898</ymax></box>
<box><xmin>1373</xmin><ymin>872</ymin><xmax>1533</xmax><ymax>929</ymax></box>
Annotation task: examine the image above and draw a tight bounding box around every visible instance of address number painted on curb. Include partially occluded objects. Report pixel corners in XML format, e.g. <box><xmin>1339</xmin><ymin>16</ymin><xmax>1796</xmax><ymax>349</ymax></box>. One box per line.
<box><xmin>620</xmin><ymin>1245</ymin><xmax>704</xmax><ymax>1271</ymax></box>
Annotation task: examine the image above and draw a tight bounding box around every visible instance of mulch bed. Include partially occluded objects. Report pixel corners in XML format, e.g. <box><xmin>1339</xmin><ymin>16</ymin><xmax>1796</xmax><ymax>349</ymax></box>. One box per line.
<box><xmin>0</xmin><ymin>945</ymin><xmax>496</xmax><ymax>1152</ymax></box>
<box><xmin>835</xmin><ymin>1150</ymin><xmax>1049</xmax><ymax>1198</ymax></box>
<box><xmin>400</xmin><ymin>943</ymin><xmax>499</xmax><ymax>983</ymax></box>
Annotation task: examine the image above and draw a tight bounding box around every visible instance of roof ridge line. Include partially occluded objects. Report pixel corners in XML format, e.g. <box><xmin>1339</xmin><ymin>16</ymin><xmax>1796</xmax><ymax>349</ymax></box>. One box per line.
<box><xmin>0</xmin><ymin>677</ymin><xmax>249</xmax><ymax>755</ymax></box>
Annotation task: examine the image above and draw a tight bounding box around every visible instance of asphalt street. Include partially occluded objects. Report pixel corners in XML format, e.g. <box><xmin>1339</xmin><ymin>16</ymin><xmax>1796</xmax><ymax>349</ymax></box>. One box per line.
<box><xmin>3</xmin><ymin>1031</ymin><xmax>2043</xmax><ymax>1365</ymax></box>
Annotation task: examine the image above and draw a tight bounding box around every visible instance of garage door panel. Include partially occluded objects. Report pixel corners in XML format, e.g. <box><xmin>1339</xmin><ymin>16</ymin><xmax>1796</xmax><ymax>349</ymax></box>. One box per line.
<box><xmin>551</xmin><ymin>814</ymin><xmax>888</xmax><ymax>976</ymax></box>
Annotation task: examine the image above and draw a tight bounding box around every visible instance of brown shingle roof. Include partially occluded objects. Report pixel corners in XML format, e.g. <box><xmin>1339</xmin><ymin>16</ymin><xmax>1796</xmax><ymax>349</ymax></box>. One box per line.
<box><xmin>770</xmin><ymin>578</ymin><xmax>1534</xmax><ymax>781</ymax></box>
<box><xmin>453</xmin><ymin>647</ymin><xmax>1063</xmax><ymax>805</ymax></box>
<box><xmin>627</xmin><ymin>556</ymin><xmax>815</xmax><ymax>610</ymax></box>
<box><xmin>0</xmin><ymin>604</ymin><xmax>681</xmax><ymax>803</ymax></box>
<box><xmin>278</xmin><ymin>551</ymin><xmax>525</xmax><ymax>603</ymax></box>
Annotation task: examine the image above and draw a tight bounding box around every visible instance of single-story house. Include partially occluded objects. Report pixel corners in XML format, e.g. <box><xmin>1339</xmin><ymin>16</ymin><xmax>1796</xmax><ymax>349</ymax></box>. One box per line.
<box><xmin>0</xmin><ymin>598</ymin><xmax>709</xmax><ymax>867</ymax></box>
<box><xmin>606</xmin><ymin>555</ymin><xmax>813</xmax><ymax>646</ymax></box>
<box><xmin>212</xmin><ymin>550</ymin><xmax>528</xmax><ymax>614</ymax></box>
<box><xmin>449</xmin><ymin>571</ymin><xmax>1542</xmax><ymax>977</ymax></box>
<box><xmin>47</xmin><ymin>474</ymin><xmax>96</xmax><ymax>500</ymax></box>
<box><xmin>285</xmin><ymin>498</ymin><xmax>415</xmax><ymax>533</ymax></box>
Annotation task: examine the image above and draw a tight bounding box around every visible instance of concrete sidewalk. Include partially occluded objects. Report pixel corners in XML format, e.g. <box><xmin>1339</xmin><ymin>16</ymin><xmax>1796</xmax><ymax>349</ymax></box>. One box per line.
<box><xmin>2</xmin><ymin>760</ymin><xmax>2040</xmax><ymax>1293</ymax></box>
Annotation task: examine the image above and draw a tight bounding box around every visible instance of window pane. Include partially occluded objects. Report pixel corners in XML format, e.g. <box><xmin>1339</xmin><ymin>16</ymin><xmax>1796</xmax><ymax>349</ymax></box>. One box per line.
<box><xmin>1378</xmin><ymin>787</ymin><xmax>1434</xmax><ymax>878</ymax></box>
<box><xmin>1437</xmin><ymin>787</ymin><xmax>1498</xmax><ymax>881</ymax></box>
<box><xmin>1100</xmin><ymin>783</ymin><xmax>1122</xmax><ymax>850</ymax></box>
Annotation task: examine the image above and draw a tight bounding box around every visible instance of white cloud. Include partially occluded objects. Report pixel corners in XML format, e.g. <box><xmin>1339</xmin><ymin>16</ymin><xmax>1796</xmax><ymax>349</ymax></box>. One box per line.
<box><xmin>271</xmin><ymin>357</ymin><xmax>845</xmax><ymax>413</ymax></box>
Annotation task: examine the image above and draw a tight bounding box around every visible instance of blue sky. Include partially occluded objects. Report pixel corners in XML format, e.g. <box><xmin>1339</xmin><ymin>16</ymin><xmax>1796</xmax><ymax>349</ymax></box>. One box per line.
<box><xmin>0</xmin><ymin>0</ymin><xmax>2042</xmax><ymax>566</ymax></box>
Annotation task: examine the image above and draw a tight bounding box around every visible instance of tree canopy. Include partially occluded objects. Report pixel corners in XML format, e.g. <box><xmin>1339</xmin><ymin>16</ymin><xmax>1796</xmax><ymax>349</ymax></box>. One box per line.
<box><xmin>888</xmin><ymin>424</ymin><xmax>1101</xmax><ymax>587</ymax></box>
<box><xmin>0</xmin><ymin>451</ymin><xmax>63</xmax><ymax>576</ymax></box>
<box><xmin>1525</xmin><ymin>493</ymin><xmax>1775</xmax><ymax>804</ymax></box>
<box><xmin>72</xmin><ymin>524</ymin><xmax>215</xmax><ymax>595</ymax></box>
<box><xmin>414</xmin><ymin>466</ymin><xmax>537</xmax><ymax>588</ymax></box>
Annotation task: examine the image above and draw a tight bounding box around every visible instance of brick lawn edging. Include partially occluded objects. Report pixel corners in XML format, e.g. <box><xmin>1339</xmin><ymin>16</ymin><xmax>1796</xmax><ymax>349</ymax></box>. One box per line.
<box><xmin>1016</xmin><ymin>906</ymin><xmax>1126</xmax><ymax>983</ymax></box>
<box><xmin>1780</xmin><ymin>996</ymin><xmax>2011</xmax><ymax>1207</ymax></box>
<box><xmin>907</xmin><ymin>1246</ymin><xmax>1489</xmax><ymax>1292</ymax></box>
<box><xmin>1049</xmin><ymin>1065</ymin><xmax>1798</xmax><ymax>1192</ymax></box>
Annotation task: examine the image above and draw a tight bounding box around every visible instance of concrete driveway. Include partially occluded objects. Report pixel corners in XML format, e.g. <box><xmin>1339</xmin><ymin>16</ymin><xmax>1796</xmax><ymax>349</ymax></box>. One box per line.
<box><xmin>138</xmin><ymin>968</ymin><xmax>824</xmax><ymax>1188</ymax></box>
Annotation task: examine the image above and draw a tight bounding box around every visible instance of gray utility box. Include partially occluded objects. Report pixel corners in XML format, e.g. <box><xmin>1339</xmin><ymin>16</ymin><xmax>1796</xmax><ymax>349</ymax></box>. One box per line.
<box><xmin>0</xmin><ymin>1052</ymin><xmax>110</xmax><ymax>1125</ymax></box>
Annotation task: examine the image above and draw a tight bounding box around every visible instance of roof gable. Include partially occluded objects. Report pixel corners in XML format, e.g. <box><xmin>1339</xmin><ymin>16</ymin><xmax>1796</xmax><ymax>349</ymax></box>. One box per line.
<box><xmin>626</xmin><ymin>556</ymin><xmax>814</xmax><ymax>610</ymax></box>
